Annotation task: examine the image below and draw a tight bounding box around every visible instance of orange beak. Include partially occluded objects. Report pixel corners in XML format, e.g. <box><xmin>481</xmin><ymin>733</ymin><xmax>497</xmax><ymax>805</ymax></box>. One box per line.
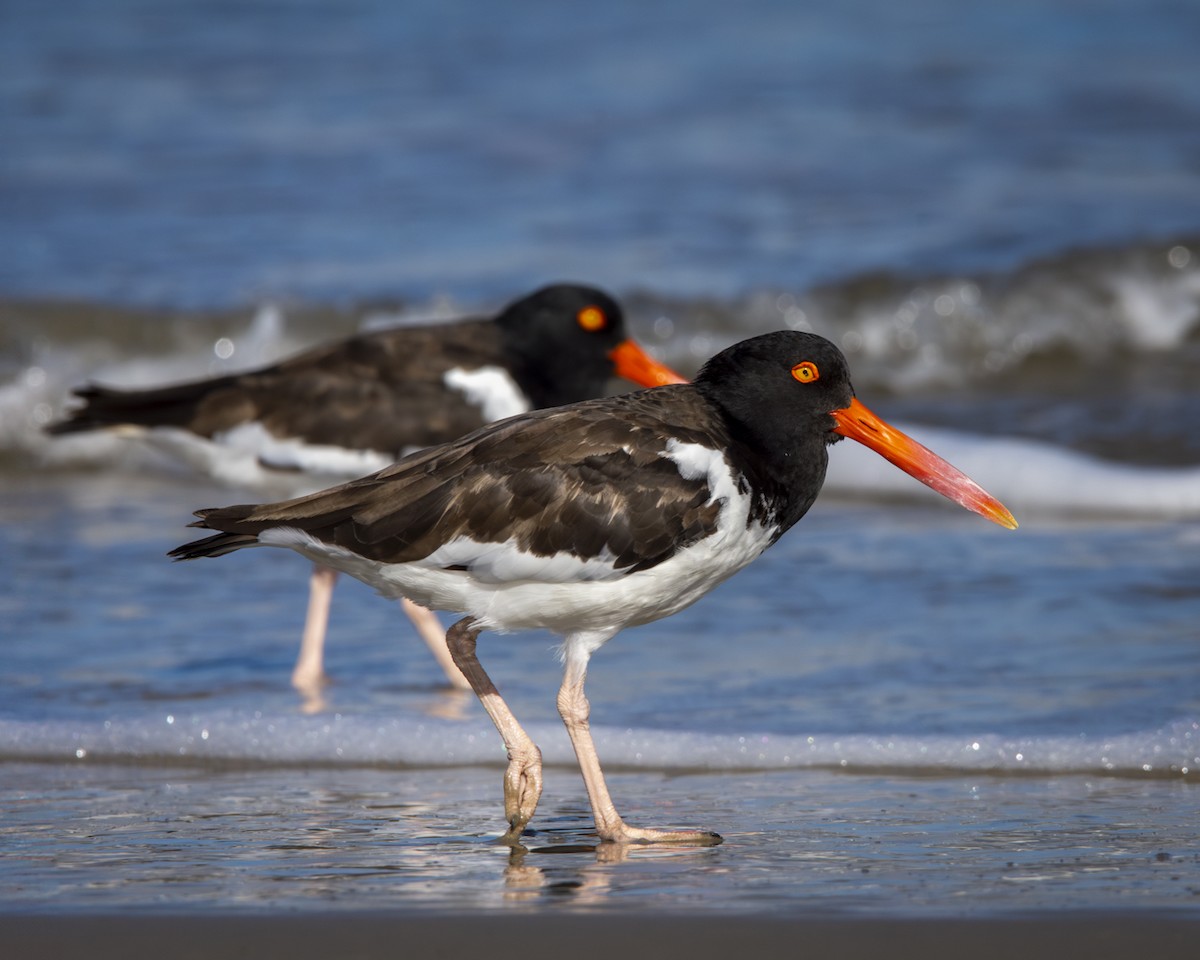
<box><xmin>831</xmin><ymin>397</ymin><xmax>1017</xmax><ymax>530</ymax></box>
<box><xmin>608</xmin><ymin>339</ymin><xmax>688</xmax><ymax>387</ymax></box>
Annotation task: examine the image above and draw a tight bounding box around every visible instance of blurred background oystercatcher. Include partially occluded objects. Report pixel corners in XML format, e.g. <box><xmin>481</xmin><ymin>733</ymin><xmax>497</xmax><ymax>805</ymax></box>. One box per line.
<box><xmin>48</xmin><ymin>283</ymin><xmax>685</xmax><ymax>699</ymax></box>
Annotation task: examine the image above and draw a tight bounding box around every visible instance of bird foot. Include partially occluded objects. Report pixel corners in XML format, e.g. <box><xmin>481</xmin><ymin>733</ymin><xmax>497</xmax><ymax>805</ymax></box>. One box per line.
<box><xmin>291</xmin><ymin>666</ymin><xmax>331</xmax><ymax>693</ymax></box>
<box><xmin>499</xmin><ymin>748</ymin><xmax>543</xmax><ymax>844</ymax></box>
<box><xmin>600</xmin><ymin>823</ymin><xmax>723</xmax><ymax>846</ymax></box>
<box><xmin>292</xmin><ymin>670</ymin><xmax>332</xmax><ymax>714</ymax></box>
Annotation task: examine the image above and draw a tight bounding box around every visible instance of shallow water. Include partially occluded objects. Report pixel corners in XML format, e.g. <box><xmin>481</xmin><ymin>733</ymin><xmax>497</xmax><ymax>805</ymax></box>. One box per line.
<box><xmin>1</xmin><ymin>473</ymin><xmax>1197</xmax><ymax>916</ymax></box>
<box><xmin>3</xmin><ymin>764</ymin><xmax>1197</xmax><ymax>916</ymax></box>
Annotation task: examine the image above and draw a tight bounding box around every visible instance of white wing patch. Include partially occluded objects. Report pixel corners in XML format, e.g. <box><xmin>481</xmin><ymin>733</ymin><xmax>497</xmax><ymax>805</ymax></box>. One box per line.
<box><xmin>659</xmin><ymin>437</ymin><xmax>752</xmax><ymax>519</ymax></box>
<box><xmin>443</xmin><ymin>366</ymin><xmax>530</xmax><ymax>423</ymax></box>
<box><xmin>646</xmin><ymin>437</ymin><xmax>778</xmax><ymax>608</ymax></box>
<box><xmin>659</xmin><ymin>437</ymin><xmax>724</xmax><ymax>484</ymax></box>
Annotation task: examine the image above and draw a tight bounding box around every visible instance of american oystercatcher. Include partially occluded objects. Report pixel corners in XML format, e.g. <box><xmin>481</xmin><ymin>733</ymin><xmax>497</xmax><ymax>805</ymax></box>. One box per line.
<box><xmin>50</xmin><ymin>284</ymin><xmax>684</xmax><ymax>695</ymax></box>
<box><xmin>170</xmin><ymin>330</ymin><xmax>1016</xmax><ymax>844</ymax></box>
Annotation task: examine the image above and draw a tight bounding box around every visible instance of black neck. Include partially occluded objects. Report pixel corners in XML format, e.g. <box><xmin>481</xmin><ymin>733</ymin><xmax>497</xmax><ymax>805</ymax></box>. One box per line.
<box><xmin>696</xmin><ymin>380</ymin><xmax>834</xmax><ymax>537</ymax></box>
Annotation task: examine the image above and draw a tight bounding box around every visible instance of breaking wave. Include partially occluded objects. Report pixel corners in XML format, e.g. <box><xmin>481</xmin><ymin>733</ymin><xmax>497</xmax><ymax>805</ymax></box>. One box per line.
<box><xmin>1</xmin><ymin>712</ymin><xmax>1194</xmax><ymax>780</ymax></box>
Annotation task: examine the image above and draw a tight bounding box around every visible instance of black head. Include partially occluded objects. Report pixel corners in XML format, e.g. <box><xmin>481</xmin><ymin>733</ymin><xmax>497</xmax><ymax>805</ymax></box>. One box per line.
<box><xmin>493</xmin><ymin>283</ymin><xmax>684</xmax><ymax>408</ymax></box>
<box><xmin>690</xmin><ymin>331</ymin><xmax>854</xmax><ymax>532</ymax></box>
<box><xmin>686</xmin><ymin>331</ymin><xmax>854</xmax><ymax>532</ymax></box>
<box><xmin>696</xmin><ymin>330</ymin><xmax>1019</xmax><ymax>533</ymax></box>
<box><xmin>696</xmin><ymin>331</ymin><xmax>855</xmax><ymax>453</ymax></box>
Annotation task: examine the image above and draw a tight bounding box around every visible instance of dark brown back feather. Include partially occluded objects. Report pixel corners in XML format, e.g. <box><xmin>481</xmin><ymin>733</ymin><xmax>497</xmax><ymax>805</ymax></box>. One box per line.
<box><xmin>172</xmin><ymin>387</ymin><xmax>731</xmax><ymax>575</ymax></box>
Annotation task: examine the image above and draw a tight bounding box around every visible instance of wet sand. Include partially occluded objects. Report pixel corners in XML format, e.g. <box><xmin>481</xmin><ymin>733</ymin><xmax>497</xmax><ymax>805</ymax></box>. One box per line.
<box><xmin>3</xmin><ymin>913</ymin><xmax>1198</xmax><ymax>960</ymax></box>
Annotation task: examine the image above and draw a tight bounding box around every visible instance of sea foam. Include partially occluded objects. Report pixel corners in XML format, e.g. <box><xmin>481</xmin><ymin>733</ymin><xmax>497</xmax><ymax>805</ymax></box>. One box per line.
<box><xmin>1</xmin><ymin>713</ymin><xmax>1194</xmax><ymax>780</ymax></box>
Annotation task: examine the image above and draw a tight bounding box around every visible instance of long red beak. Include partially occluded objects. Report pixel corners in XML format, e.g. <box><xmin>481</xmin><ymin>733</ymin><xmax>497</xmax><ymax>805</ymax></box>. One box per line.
<box><xmin>831</xmin><ymin>397</ymin><xmax>1017</xmax><ymax>530</ymax></box>
<box><xmin>608</xmin><ymin>339</ymin><xmax>688</xmax><ymax>387</ymax></box>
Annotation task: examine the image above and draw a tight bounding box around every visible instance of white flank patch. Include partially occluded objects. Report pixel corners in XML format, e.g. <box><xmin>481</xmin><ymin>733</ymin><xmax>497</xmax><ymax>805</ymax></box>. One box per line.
<box><xmin>140</xmin><ymin>422</ymin><xmax>393</xmax><ymax>498</ymax></box>
<box><xmin>216</xmin><ymin>421</ymin><xmax>394</xmax><ymax>479</ymax></box>
<box><xmin>249</xmin><ymin>436</ymin><xmax>779</xmax><ymax>643</ymax></box>
<box><xmin>443</xmin><ymin>366</ymin><xmax>530</xmax><ymax>422</ymax></box>
<box><xmin>421</xmin><ymin>536</ymin><xmax>624</xmax><ymax>584</ymax></box>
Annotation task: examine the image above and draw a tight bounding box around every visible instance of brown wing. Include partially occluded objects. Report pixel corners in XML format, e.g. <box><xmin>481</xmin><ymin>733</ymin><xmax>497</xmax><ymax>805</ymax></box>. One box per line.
<box><xmin>172</xmin><ymin>387</ymin><xmax>729</xmax><ymax>577</ymax></box>
<box><xmin>51</xmin><ymin>319</ymin><xmax>505</xmax><ymax>453</ymax></box>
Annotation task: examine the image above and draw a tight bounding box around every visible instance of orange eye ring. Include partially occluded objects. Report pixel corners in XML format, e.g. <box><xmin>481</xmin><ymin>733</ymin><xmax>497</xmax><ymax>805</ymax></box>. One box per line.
<box><xmin>577</xmin><ymin>306</ymin><xmax>607</xmax><ymax>332</ymax></box>
<box><xmin>791</xmin><ymin>361</ymin><xmax>819</xmax><ymax>383</ymax></box>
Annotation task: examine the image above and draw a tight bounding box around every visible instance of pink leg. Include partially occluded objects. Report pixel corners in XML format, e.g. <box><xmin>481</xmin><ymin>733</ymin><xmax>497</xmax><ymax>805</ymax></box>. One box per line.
<box><xmin>292</xmin><ymin>564</ymin><xmax>337</xmax><ymax>694</ymax></box>
<box><xmin>445</xmin><ymin>618</ymin><xmax>542</xmax><ymax>843</ymax></box>
<box><xmin>558</xmin><ymin>642</ymin><xmax>722</xmax><ymax>845</ymax></box>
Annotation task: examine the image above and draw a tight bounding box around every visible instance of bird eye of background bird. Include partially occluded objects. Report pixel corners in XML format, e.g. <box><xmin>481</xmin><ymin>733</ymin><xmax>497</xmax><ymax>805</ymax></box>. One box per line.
<box><xmin>576</xmin><ymin>306</ymin><xmax>607</xmax><ymax>331</ymax></box>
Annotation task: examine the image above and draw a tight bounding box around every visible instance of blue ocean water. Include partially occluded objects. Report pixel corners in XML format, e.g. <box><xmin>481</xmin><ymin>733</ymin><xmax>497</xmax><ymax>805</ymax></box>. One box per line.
<box><xmin>1</xmin><ymin>0</ymin><xmax>1198</xmax><ymax>918</ymax></box>
<box><xmin>2</xmin><ymin>0</ymin><xmax>1199</xmax><ymax>306</ymax></box>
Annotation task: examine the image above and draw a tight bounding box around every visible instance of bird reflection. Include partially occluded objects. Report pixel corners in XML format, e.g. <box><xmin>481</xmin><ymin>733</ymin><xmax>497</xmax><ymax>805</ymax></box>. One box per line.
<box><xmin>503</xmin><ymin>832</ymin><xmax>717</xmax><ymax>904</ymax></box>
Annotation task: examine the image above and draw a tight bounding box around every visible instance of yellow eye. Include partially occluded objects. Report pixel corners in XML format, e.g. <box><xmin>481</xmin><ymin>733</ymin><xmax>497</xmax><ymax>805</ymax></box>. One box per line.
<box><xmin>791</xmin><ymin>361</ymin><xmax>819</xmax><ymax>383</ymax></box>
<box><xmin>577</xmin><ymin>306</ymin><xmax>607</xmax><ymax>332</ymax></box>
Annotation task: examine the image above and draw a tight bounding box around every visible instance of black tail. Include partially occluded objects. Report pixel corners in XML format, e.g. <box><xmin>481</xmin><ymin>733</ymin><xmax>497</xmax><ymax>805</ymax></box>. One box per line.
<box><xmin>169</xmin><ymin>505</ymin><xmax>266</xmax><ymax>560</ymax></box>
<box><xmin>168</xmin><ymin>529</ymin><xmax>260</xmax><ymax>561</ymax></box>
<box><xmin>46</xmin><ymin>376</ymin><xmax>239</xmax><ymax>436</ymax></box>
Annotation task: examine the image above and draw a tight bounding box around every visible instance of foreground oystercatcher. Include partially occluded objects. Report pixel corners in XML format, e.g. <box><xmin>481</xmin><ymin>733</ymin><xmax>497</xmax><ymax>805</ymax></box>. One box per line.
<box><xmin>50</xmin><ymin>284</ymin><xmax>683</xmax><ymax>694</ymax></box>
<box><xmin>170</xmin><ymin>330</ymin><xmax>1016</xmax><ymax>844</ymax></box>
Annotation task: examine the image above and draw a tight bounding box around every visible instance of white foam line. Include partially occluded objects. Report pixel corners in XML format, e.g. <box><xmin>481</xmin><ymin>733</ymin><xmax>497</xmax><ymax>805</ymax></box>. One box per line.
<box><xmin>1</xmin><ymin>714</ymin><xmax>1194</xmax><ymax>778</ymax></box>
